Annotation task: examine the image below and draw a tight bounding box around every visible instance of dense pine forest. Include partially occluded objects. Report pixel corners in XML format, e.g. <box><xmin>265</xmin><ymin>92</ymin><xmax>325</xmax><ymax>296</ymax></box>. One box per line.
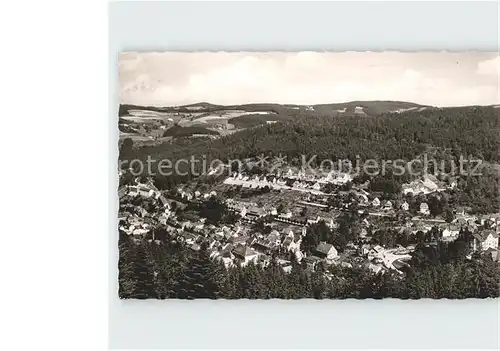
<box><xmin>121</xmin><ymin>106</ymin><xmax>500</xmax><ymax>163</ymax></box>
<box><xmin>119</xmin><ymin>230</ymin><xmax>500</xmax><ymax>299</ymax></box>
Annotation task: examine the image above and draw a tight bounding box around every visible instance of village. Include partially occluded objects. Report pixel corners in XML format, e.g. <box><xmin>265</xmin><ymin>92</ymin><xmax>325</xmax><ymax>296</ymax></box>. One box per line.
<box><xmin>118</xmin><ymin>164</ymin><xmax>500</xmax><ymax>278</ymax></box>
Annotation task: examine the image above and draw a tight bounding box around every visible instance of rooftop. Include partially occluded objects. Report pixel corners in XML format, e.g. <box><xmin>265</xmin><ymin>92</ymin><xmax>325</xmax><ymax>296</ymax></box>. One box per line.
<box><xmin>232</xmin><ymin>244</ymin><xmax>257</xmax><ymax>258</ymax></box>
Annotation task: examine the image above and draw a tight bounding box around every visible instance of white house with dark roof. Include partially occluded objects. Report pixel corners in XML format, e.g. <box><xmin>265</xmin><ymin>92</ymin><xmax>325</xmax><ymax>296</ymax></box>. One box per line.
<box><xmin>282</xmin><ymin>234</ymin><xmax>301</xmax><ymax>253</ymax></box>
<box><xmin>419</xmin><ymin>202</ymin><xmax>430</xmax><ymax>216</ymax></box>
<box><xmin>314</xmin><ymin>242</ymin><xmax>338</xmax><ymax>260</ymax></box>
<box><xmin>383</xmin><ymin>200</ymin><xmax>393</xmax><ymax>211</ymax></box>
<box><xmin>312</xmin><ymin>182</ymin><xmax>321</xmax><ymax>191</ymax></box>
<box><xmin>442</xmin><ymin>225</ymin><xmax>460</xmax><ymax>239</ymax></box>
<box><xmin>232</xmin><ymin>244</ymin><xmax>258</xmax><ymax>266</ymax></box>
<box><xmin>472</xmin><ymin>230</ymin><xmax>499</xmax><ymax>251</ymax></box>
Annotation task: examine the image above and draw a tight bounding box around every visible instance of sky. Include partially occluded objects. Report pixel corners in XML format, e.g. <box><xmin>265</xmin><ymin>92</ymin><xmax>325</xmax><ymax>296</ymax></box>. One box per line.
<box><xmin>119</xmin><ymin>52</ymin><xmax>499</xmax><ymax>107</ymax></box>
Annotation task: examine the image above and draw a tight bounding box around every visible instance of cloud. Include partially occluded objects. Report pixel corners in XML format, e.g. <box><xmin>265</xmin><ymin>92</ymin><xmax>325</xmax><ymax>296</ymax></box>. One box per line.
<box><xmin>119</xmin><ymin>52</ymin><xmax>500</xmax><ymax>107</ymax></box>
<box><xmin>477</xmin><ymin>56</ymin><xmax>500</xmax><ymax>75</ymax></box>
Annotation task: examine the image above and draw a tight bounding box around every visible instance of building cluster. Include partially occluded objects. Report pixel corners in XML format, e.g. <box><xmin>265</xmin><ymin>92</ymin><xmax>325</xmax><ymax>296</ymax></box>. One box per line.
<box><xmin>401</xmin><ymin>174</ymin><xmax>452</xmax><ymax>195</ymax></box>
<box><xmin>224</xmin><ymin>170</ymin><xmax>353</xmax><ymax>195</ymax></box>
<box><xmin>118</xmin><ymin>167</ymin><xmax>500</xmax><ymax>277</ymax></box>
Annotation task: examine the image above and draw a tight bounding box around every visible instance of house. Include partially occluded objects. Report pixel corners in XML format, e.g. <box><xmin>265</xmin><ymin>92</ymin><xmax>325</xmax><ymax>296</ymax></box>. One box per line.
<box><xmin>357</xmin><ymin>193</ymin><xmax>369</xmax><ymax>204</ymax></box>
<box><xmin>484</xmin><ymin>248</ymin><xmax>499</xmax><ymax>262</ymax></box>
<box><xmin>266</xmin><ymin>231</ymin><xmax>281</xmax><ymax>246</ymax></box>
<box><xmin>246</xmin><ymin>237</ymin><xmax>257</xmax><ymax>246</ymax></box>
<box><xmin>466</xmin><ymin>223</ymin><xmax>478</xmax><ymax>233</ymax></box>
<box><xmin>137</xmin><ymin>186</ymin><xmax>154</xmax><ymax>198</ymax></box>
<box><xmin>372</xmin><ymin>197</ymin><xmax>380</xmax><ymax>207</ymax></box>
<box><xmin>145</xmin><ymin>179</ymin><xmax>159</xmax><ymax>193</ymax></box>
<box><xmin>219</xmin><ymin>256</ymin><xmax>234</xmax><ymax>269</ymax></box>
<box><xmin>232</xmin><ymin>244</ymin><xmax>258</xmax><ymax>266</ymax></box>
<box><xmin>210</xmin><ymin>250</ymin><xmax>220</xmax><ymax>260</ymax></box>
<box><xmin>401</xmin><ymin>201</ymin><xmax>409</xmax><ymax>211</ymax></box>
<box><xmin>158</xmin><ymin>195</ymin><xmax>170</xmax><ymax>209</ymax></box>
<box><xmin>358</xmin><ymin>244</ymin><xmax>371</xmax><ymax>256</ymax></box>
<box><xmin>340</xmin><ymin>262</ymin><xmax>353</xmax><ymax>269</ymax></box>
<box><xmin>193</xmin><ymin>222</ymin><xmax>205</xmax><ymax>232</ymax></box>
<box><xmin>314</xmin><ymin>242</ymin><xmax>338</xmax><ymax>260</ymax></box>
<box><xmin>320</xmin><ymin>217</ymin><xmax>335</xmax><ymax>228</ymax></box>
<box><xmin>420</xmin><ymin>202</ymin><xmax>430</xmax><ymax>216</ymax></box>
<box><xmin>282</xmin><ymin>228</ymin><xmax>294</xmax><ymax>238</ymax></box>
<box><xmin>206</xmin><ymin>238</ymin><xmax>217</xmax><ymax>250</ymax></box>
<box><xmin>239</xmin><ymin>207</ymin><xmax>247</xmax><ymax>218</ymax></box>
<box><xmin>301</xmin><ymin>226</ymin><xmax>307</xmax><ymax>236</ymax></box>
<box><xmin>159</xmin><ymin>213</ymin><xmax>169</xmax><ymax>225</ymax></box>
<box><xmin>383</xmin><ymin>201</ymin><xmax>393</xmax><ymax>211</ymax></box>
<box><xmin>329</xmin><ymin>172</ymin><xmax>352</xmax><ymax>185</ymax></box>
<box><xmin>247</xmin><ymin>206</ymin><xmax>266</xmax><ymax>218</ymax></box>
<box><xmin>221</xmin><ymin>243</ymin><xmax>234</xmax><ymax>257</ymax></box>
<box><xmin>359</xmin><ymin>227</ymin><xmax>369</xmax><ymax>238</ymax></box>
<box><xmin>307</xmin><ymin>216</ymin><xmax>321</xmax><ymax>225</ymax></box>
<box><xmin>138</xmin><ymin>207</ymin><xmax>148</xmax><ymax>218</ymax></box>
<box><xmin>229</xmin><ymin>235</ymin><xmax>250</xmax><ymax>245</ymax></box>
<box><xmin>282</xmin><ymin>237</ymin><xmax>294</xmax><ymax>251</ymax></box>
<box><xmin>180</xmin><ymin>191</ymin><xmax>193</xmax><ymax>201</ymax></box>
<box><xmin>472</xmin><ymin>230</ymin><xmax>499</xmax><ymax>251</ymax></box>
<box><xmin>442</xmin><ymin>225</ymin><xmax>460</xmax><ymax>239</ymax></box>
<box><xmin>132</xmin><ymin>228</ymin><xmax>149</xmax><ymax>236</ymax></box>
<box><xmin>281</xmin><ymin>263</ymin><xmax>293</xmax><ymax>274</ymax></box>
<box><xmin>368</xmin><ymin>245</ymin><xmax>385</xmax><ymax>259</ymax></box>
<box><xmin>127</xmin><ymin>186</ymin><xmax>139</xmax><ymax>197</ymax></box>
<box><xmin>402</xmin><ymin>176</ymin><xmax>440</xmax><ymax>195</ymax></box>
<box><xmin>189</xmin><ymin>243</ymin><xmax>201</xmax><ymax>251</ymax></box>
<box><xmin>253</xmin><ymin>239</ymin><xmax>273</xmax><ymax>253</ymax></box>
<box><xmin>303</xmin><ymin>256</ymin><xmax>321</xmax><ymax>271</ymax></box>
<box><xmin>118</xmin><ymin>186</ymin><xmax>128</xmax><ymax>198</ymax></box>
<box><xmin>410</xmin><ymin>224</ymin><xmax>430</xmax><ymax>235</ymax></box>
<box><xmin>282</xmin><ymin>235</ymin><xmax>301</xmax><ymax>253</ymax></box>
<box><xmin>180</xmin><ymin>232</ymin><xmax>197</xmax><ymax>245</ymax></box>
<box><xmin>118</xmin><ymin>212</ymin><xmax>130</xmax><ymax>223</ymax></box>
<box><xmin>294</xmin><ymin>250</ymin><xmax>304</xmax><ymax>263</ymax></box>
<box><xmin>257</xmin><ymin>254</ymin><xmax>271</xmax><ymax>268</ymax></box>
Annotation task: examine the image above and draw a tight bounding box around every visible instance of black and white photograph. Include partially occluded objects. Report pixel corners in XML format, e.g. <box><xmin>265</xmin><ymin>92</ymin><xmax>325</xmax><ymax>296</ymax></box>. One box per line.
<box><xmin>117</xmin><ymin>51</ymin><xmax>500</xmax><ymax>300</ymax></box>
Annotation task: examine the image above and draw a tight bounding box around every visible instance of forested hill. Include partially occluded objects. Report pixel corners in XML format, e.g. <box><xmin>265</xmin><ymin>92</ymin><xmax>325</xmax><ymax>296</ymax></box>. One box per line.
<box><xmin>210</xmin><ymin>105</ymin><xmax>500</xmax><ymax>162</ymax></box>
<box><xmin>120</xmin><ymin>105</ymin><xmax>500</xmax><ymax>214</ymax></box>
<box><xmin>124</xmin><ymin>105</ymin><xmax>500</xmax><ymax>164</ymax></box>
